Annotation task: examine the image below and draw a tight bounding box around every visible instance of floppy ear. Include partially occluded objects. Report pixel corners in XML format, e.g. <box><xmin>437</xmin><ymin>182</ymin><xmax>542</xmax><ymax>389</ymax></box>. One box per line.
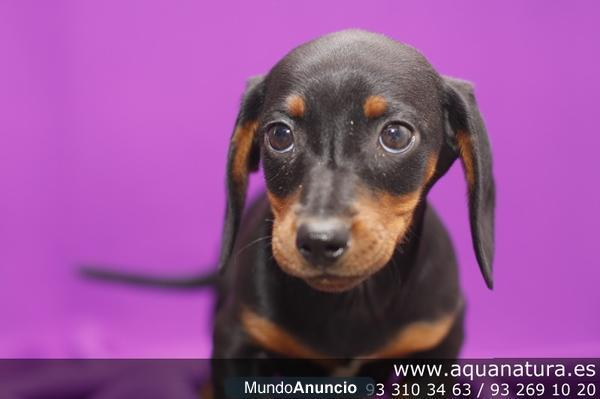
<box><xmin>218</xmin><ymin>76</ymin><xmax>265</xmax><ymax>271</ymax></box>
<box><xmin>443</xmin><ymin>77</ymin><xmax>496</xmax><ymax>289</ymax></box>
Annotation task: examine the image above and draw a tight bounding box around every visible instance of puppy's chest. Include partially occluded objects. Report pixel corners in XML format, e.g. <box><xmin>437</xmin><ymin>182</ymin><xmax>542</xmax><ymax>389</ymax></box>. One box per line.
<box><xmin>286</xmin><ymin>306</ymin><xmax>401</xmax><ymax>355</ymax></box>
<box><xmin>241</xmin><ymin>303</ymin><xmax>457</xmax><ymax>362</ymax></box>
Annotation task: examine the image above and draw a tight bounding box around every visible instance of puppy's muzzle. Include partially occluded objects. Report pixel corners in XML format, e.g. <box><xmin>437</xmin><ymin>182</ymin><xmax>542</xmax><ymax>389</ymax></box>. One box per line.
<box><xmin>295</xmin><ymin>218</ymin><xmax>350</xmax><ymax>268</ymax></box>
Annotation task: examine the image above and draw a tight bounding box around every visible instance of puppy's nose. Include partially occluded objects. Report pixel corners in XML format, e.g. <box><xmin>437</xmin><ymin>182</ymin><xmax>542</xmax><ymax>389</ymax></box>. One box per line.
<box><xmin>296</xmin><ymin>219</ymin><xmax>349</xmax><ymax>267</ymax></box>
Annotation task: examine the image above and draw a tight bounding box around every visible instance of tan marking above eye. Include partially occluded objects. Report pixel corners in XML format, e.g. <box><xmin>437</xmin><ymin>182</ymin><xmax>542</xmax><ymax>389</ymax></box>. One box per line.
<box><xmin>363</xmin><ymin>95</ymin><xmax>388</xmax><ymax>119</ymax></box>
<box><xmin>456</xmin><ymin>130</ymin><xmax>475</xmax><ymax>188</ymax></box>
<box><xmin>231</xmin><ymin>120</ymin><xmax>259</xmax><ymax>187</ymax></box>
<box><xmin>286</xmin><ymin>95</ymin><xmax>306</xmax><ymax>118</ymax></box>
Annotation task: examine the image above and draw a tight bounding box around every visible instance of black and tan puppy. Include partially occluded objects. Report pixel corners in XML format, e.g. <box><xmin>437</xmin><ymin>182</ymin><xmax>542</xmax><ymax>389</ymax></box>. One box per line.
<box><xmin>213</xmin><ymin>28</ymin><xmax>495</xmax><ymax>391</ymax></box>
<box><xmin>82</xmin><ymin>28</ymin><xmax>495</xmax><ymax>394</ymax></box>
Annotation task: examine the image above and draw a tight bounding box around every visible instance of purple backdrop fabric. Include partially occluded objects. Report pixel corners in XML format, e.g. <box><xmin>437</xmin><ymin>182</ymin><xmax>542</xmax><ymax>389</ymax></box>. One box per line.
<box><xmin>1</xmin><ymin>0</ymin><xmax>599</xmax><ymax>358</ymax></box>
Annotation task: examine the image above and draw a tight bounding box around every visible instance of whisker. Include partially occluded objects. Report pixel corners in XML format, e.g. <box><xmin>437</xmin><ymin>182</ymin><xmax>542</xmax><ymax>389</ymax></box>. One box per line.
<box><xmin>233</xmin><ymin>235</ymin><xmax>272</xmax><ymax>259</ymax></box>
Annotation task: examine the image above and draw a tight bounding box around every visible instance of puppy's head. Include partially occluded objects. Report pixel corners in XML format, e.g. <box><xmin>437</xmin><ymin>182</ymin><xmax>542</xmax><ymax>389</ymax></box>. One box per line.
<box><xmin>220</xmin><ymin>30</ymin><xmax>495</xmax><ymax>292</ymax></box>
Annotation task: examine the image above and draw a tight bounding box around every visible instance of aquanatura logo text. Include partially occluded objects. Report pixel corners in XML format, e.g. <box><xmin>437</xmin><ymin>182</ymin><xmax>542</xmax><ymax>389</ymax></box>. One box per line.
<box><xmin>244</xmin><ymin>380</ymin><xmax>358</xmax><ymax>395</ymax></box>
<box><xmin>393</xmin><ymin>361</ymin><xmax>596</xmax><ymax>382</ymax></box>
<box><xmin>456</xmin><ymin>362</ymin><xmax>595</xmax><ymax>381</ymax></box>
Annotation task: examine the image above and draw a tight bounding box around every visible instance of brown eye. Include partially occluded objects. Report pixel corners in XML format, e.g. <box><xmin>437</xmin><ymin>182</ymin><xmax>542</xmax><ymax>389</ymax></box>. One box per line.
<box><xmin>266</xmin><ymin>123</ymin><xmax>294</xmax><ymax>153</ymax></box>
<box><xmin>379</xmin><ymin>123</ymin><xmax>415</xmax><ymax>153</ymax></box>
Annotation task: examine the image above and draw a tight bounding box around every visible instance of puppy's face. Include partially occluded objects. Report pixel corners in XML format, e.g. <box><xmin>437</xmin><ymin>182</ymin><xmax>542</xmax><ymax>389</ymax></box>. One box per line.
<box><xmin>222</xmin><ymin>30</ymin><xmax>494</xmax><ymax>292</ymax></box>
<box><xmin>256</xmin><ymin>33</ymin><xmax>446</xmax><ymax>292</ymax></box>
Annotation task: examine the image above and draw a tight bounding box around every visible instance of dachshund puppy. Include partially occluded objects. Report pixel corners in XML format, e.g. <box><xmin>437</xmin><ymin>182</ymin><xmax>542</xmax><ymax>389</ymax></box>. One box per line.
<box><xmin>212</xmin><ymin>29</ymin><xmax>495</xmax><ymax>395</ymax></box>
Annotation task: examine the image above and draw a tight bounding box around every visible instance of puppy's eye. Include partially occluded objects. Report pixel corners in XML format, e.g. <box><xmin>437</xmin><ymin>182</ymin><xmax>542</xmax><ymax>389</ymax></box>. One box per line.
<box><xmin>266</xmin><ymin>123</ymin><xmax>294</xmax><ymax>153</ymax></box>
<box><xmin>379</xmin><ymin>123</ymin><xmax>415</xmax><ymax>153</ymax></box>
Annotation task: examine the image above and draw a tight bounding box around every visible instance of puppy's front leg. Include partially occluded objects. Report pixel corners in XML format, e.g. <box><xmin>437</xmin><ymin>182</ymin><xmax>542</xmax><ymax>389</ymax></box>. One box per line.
<box><xmin>211</xmin><ymin>319</ymin><xmax>270</xmax><ymax>399</ymax></box>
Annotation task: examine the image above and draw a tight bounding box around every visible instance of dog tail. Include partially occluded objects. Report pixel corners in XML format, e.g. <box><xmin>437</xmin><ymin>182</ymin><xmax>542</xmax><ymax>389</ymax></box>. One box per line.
<box><xmin>80</xmin><ymin>265</ymin><xmax>218</xmax><ymax>290</ymax></box>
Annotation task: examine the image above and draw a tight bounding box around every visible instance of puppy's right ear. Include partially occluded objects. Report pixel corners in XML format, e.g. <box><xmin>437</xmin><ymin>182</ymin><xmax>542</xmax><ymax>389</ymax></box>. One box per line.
<box><xmin>219</xmin><ymin>76</ymin><xmax>265</xmax><ymax>271</ymax></box>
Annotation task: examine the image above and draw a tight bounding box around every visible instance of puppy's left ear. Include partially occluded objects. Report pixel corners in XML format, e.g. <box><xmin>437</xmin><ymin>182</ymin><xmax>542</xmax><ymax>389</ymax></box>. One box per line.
<box><xmin>219</xmin><ymin>75</ymin><xmax>265</xmax><ymax>271</ymax></box>
<box><xmin>443</xmin><ymin>77</ymin><xmax>496</xmax><ymax>289</ymax></box>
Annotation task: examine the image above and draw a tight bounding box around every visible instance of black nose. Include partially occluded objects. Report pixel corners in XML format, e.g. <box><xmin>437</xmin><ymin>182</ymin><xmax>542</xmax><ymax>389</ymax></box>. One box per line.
<box><xmin>295</xmin><ymin>219</ymin><xmax>350</xmax><ymax>267</ymax></box>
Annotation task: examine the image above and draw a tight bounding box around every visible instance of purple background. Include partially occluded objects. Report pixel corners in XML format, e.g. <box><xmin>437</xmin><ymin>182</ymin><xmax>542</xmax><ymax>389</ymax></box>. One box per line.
<box><xmin>1</xmin><ymin>1</ymin><xmax>599</xmax><ymax>358</ymax></box>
